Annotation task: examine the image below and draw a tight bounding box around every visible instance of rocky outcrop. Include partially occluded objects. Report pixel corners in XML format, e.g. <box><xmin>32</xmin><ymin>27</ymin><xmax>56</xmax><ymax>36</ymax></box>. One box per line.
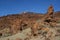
<box><xmin>31</xmin><ymin>5</ymin><xmax>57</xmax><ymax>36</ymax></box>
<box><xmin>0</xmin><ymin>5</ymin><xmax>60</xmax><ymax>40</ymax></box>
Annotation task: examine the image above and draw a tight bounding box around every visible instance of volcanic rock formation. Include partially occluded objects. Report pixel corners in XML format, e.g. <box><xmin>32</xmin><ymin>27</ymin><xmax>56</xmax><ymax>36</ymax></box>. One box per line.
<box><xmin>0</xmin><ymin>5</ymin><xmax>60</xmax><ymax>40</ymax></box>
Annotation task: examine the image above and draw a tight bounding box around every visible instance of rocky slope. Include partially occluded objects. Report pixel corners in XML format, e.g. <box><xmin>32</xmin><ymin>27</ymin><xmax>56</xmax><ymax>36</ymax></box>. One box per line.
<box><xmin>0</xmin><ymin>5</ymin><xmax>60</xmax><ymax>40</ymax></box>
<box><xmin>0</xmin><ymin>11</ymin><xmax>60</xmax><ymax>40</ymax></box>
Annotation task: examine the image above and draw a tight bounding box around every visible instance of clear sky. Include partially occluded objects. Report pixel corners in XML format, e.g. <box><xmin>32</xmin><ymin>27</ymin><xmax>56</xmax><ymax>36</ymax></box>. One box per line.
<box><xmin>0</xmin><ymin>0</ymin><xmax>60</xmax><ymax>16</ymax></box>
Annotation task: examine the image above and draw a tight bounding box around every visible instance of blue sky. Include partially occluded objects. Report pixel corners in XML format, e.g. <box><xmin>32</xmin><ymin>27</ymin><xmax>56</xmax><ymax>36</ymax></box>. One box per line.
<box><xmin>0</xmin><ymin>0</ymin><xmax>60</xmax><ymax>16</ymax></box>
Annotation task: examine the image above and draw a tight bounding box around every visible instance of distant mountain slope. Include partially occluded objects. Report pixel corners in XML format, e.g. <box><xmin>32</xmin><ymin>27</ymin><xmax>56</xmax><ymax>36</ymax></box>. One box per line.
<box><xmin>0</xmin><ymin>12</ymin><xmax>44</xmax><ymax>30</ymax></box>
<box><xmin>0</xmin><ymin>12</ymin><xmax>43</xmax><ymax>20</ymax></box>
<box><xmin>0</xmin><ymin>11</ymin><xmax>60</xmax><ymax>30</ymax></box>
<box><xmin>54</xmin><ymin>11</ymin><xmax>60</xmax><ymax>18</ymax></box>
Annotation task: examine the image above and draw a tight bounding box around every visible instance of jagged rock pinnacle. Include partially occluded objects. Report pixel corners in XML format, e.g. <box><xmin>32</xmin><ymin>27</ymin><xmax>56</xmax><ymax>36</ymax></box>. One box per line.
<box><xmin>48</xmin><ymin>5</ymin><xmax>54</xmax><ymax>14</ymax></box>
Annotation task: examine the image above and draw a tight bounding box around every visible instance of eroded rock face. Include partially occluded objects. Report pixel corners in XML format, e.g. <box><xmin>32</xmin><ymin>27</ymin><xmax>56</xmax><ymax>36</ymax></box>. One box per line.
<box><xmin>31</xmin><ymin>5</ymin><xmax>57</xmax><ymax>36</ymax></box>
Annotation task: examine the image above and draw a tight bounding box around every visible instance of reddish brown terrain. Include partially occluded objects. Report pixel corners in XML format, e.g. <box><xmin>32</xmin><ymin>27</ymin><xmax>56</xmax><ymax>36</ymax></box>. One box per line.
<box><xmin>0</xmin><ymin>6</ymin><xmax>60</xmax><ymax>40</ymax></box>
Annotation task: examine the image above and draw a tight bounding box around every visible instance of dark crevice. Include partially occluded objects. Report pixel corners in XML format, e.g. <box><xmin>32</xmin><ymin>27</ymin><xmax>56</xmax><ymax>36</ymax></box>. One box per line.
<box><xmin>0</xmin><ymin>33</ymin><xmax>2</xmax><ymax>36</ymax></box>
